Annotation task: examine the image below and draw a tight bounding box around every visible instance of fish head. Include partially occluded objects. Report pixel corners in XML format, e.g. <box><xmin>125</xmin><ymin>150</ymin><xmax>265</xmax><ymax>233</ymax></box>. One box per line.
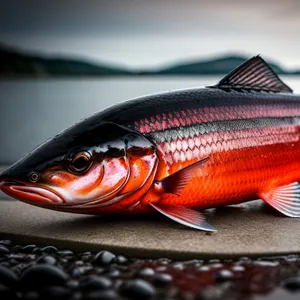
<box><xmin>0</xmin><ymin>120</ymin><xmax>158</xmax><ymax>212</ymax></box>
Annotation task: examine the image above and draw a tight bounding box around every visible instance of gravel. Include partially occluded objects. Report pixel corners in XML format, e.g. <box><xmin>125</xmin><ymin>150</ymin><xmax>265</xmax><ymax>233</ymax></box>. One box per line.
<box><xmin>1</xmin><ymin>240</ymin><xmax>300</xmax><ymax>299</ymax></box>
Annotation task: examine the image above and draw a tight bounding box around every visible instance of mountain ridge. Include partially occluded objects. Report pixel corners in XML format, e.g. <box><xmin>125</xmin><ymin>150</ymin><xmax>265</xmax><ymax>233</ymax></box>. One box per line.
<box><xmin>0</xmin><ymin>44</ymin><xmax>299</xmax><ymax>77</ymax></box>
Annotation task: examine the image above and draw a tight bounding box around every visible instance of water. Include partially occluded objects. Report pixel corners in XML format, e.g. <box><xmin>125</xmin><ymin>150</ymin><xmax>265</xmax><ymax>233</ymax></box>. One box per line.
<box><xmin>0</xmin><ymin>76</ymin><xmax>300</xmax><ymax>164</ymax></box>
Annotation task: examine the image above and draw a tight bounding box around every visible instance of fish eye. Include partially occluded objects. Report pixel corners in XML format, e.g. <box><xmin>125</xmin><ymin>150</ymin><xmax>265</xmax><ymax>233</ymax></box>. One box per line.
<box><xmin>29</xmin><ymin>172</ymin><xmax>39</xmax><ymax>183</ymax></box>
<box><xmin>68</xmin><ymin>151</ymin><xmax>92</xmax><ymax>174</ymax></box>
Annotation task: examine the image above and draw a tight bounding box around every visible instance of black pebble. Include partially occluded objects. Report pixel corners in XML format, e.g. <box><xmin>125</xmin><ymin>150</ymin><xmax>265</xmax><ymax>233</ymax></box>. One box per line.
<box><xmin>0</xmin><ymin>262</ymin><xmax>10</xmax><ymax>268</ymax></box>
<box><xmin>0</xmin><ymin>283</ymin><xmax>16</xmax><ymax>299</ymax></box>
<box><xmin>32</xmin><ymin>247</ymin><xmax>43</xmax><ymax>255</ymax></box>
<box><xmin>0</xmin><ymin>240</ymin><xmax>11</xmax><ymax>246</ymax></box>
<box><xmin>121</xmin><ymin>279</ymin><xmax>155</xmax><ymax>300</ymax></box>
<box><xmin>72</xmin><ymin>267</ymin><xmax>85</xmax><ymax>278</ymax></box>
<box><xmin>104</xmin><ymin>268</ymin><xmax>121</xmax><ymax>278</ymax></box>
<box><xmin>20</xmin><ymin>264</ymin><xmax>69</xmax><ymax>290</ymax></box>
<box><xmin>57</xmin><ymin>250</ymin><xmax>74</xmax><ymax>256</ymax></box>
<box><xmin>80</xmin><ymin>275</ymin><xmax>112</xmax><ymax>291</ymax></box>
<box><xmin>0</xmin><ymin>265</ymin><xmax>18</xmax><ymax>289</ymax></box>
<box><xmin>0</xmin><ymin>245</ymin><xmax>9</xmax><ymax>256</ymax></box>
<box><xmin>116</xmin><ymin>255</ymin><xmax>128</xmax><ymax>264</ymax></box>
<box><xmin>136</xmin><ymin>268</ymin><xmax>155</xmax><ymax>277</ymax></box>
<box><xmin>37</xmin><ymin>255</ymin><xmax>57</xmax><ymax>265</ymax></box>
<box><xmin>152</xmin><ymin>273</ymin><xmax>173</xmax><ymax>287</ymax></box>
<box><xmin>93</xmin><ymin>251</ymin><xmax>116</xmax><ymax>266</ymax></box>
<box><xmin>84</xmin><ymin>289</ymin><xmax>119</xmax><ymax>300</ymax></box>
<box><xmin>40</xmin><ymin>246</ymin><xmax>58</xmax><ymax>254</ymax></box>
<box><xmin>282</xmin><ymin>277</ymin><xmax>300</xmax><ymax>291</ymax></box>
<box><xmin>67</xmin><ymin>280</ymin><xmax>79</xmax><ymax>289</ymax></box>
<box><xmin>214</xmin><ymin>270</ymin><xmax>234</xmax><ymax>283</ymax></box>
<box><xmin>22</xmin><ymin>291</ymin><xmax>40</xmax><ymax>300</ymax></box>
<box><xmin>39</xmin><ymin>286</ymin><xmax>71</xmax><ymax>300</ymax></box>
<box><xmin>21</xmin><ymin>245</ymin><xmax>36</xmax><ymax>253</ymax></box>
<box><xmin>81</xmin><ymin>252</ymin><xmax>92</xmax><ymax>261</ymax></box>
<box><xmin>12</xmin><ymin>245</ymin><xmax>21</xmax><ymax>252</ymax></box>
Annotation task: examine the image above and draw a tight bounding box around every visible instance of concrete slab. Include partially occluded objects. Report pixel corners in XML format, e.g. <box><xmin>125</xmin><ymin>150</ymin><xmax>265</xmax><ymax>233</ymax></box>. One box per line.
<box><xmin>0</xmin><ymin>200</ymin><xmax>300</xmax><ymax>259</ymax></box>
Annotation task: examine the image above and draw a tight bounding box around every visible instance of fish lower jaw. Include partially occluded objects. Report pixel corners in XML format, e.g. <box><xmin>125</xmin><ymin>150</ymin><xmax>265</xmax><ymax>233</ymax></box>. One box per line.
<box><xmin>0</xmin><ymin>182</ymin><xmax>64</xmax><ymax>204</ymax></box>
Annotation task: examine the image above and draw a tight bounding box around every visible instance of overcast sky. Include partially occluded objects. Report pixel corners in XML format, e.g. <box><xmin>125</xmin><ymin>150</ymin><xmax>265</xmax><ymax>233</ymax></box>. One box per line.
<box><xmin>0</xmin><ymin>0</ymin><xmax>300</xmax><ymax>70</ymax></box>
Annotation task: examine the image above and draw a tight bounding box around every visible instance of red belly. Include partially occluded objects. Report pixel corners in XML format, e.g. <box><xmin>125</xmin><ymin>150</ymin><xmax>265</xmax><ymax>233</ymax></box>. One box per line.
<box><xmin>156</xmin><ymin>140</ymin><xmax>300</xmax><ymax>209</ymax></box>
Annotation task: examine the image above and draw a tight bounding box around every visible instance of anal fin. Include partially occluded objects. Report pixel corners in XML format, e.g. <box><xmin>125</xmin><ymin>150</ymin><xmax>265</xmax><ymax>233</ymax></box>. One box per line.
<box><xmin>259</xmin><ymin>182</ymin><xmax>300</xmax><ymax>217</ymax></box>
<box><xmin>149</xmin><ymin>203</ymin><xmax>216</xmax><ymax>232</ymax></box>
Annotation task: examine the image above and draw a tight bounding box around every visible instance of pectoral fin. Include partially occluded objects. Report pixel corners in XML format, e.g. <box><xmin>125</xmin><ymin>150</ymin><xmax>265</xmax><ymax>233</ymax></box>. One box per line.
<box><xmin>149</xmin><ymin>203</ymin><xmax>216</xmax><ymax>232</ymax></box>
<box><xmin>259</xmin><ymin>182</ymin><xmax>300</xmax><ymax>217</ymax></box>
<box><xmin>157</xmin><ymin>157</ymin><xmax>209</xmax><ymax>196</ymax></box>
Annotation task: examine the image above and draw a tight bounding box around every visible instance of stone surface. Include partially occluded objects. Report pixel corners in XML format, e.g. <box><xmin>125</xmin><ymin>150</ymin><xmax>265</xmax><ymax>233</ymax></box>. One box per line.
<box><xmin>1</xmin><ymin>200</ymin><xmax>300</xmax><ymax>259</ymax></box>
<box><xmin>0</xmin><ymin>166</ymin><xmax>9</xmax><ymax>200</ymax></box>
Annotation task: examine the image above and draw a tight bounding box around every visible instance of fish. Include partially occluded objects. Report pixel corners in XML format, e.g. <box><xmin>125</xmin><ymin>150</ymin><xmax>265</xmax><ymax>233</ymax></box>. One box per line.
<box><xmin>1</xmin><ymin>55</ymin><xmax>300</xmax><ymax>232</ymax></box>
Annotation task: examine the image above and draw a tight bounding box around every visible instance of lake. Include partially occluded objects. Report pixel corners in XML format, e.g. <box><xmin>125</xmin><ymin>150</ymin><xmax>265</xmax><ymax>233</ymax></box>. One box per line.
<box><xmin>0</xmin><ymin>76</ymin><xmax>300</xmax><ymax>164</ymax></box>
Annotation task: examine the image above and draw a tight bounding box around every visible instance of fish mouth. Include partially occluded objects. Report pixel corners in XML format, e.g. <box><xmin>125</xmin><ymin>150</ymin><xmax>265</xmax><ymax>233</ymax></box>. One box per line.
<box><xmin>0</xmin><ymin>180</ymin><xmax>64</xmax><ymax>204</ymax></box>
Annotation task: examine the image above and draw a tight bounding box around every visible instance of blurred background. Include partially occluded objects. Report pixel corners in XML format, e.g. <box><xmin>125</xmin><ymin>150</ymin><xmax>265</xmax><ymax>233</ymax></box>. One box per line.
<box><xmin>0</xmin><ymin>0</ymin><xmax>300</xmax><ymax>165</ymax></box>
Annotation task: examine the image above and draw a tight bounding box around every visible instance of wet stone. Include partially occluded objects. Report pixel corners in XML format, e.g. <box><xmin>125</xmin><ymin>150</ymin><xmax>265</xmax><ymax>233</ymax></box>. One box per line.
<box><xmin>37</xmin><ymin>255</ymin><xmax>57</xmax><ymax>265</ymax></box>
<box><xmin>39</xmin><ymin>286</ymin><xmax>71</xmax><ymax>300</ymax></box>
<box><xmin>12</xmin><ymin>245</ymin><xmax>21</xmax><ymax>252</ymax></box>
<box><xmin>20</xmin><ymin>264</ymin><xmax>69</xmax><ymax>290</ymax></box>
<box><xmin>209</xmin><ymin>259</ymin><xmax>221</xmax><ymax>264</ymax></box>
<box><xmin>155</xmin><ymin>266</ymin><xmax>167</xmax><ymax>272</ymax></box>
<box><xmin>136</xmin><ymin>267</ymin><xmax>155</xmax><ymax>277</ymax></box>
<box><xmin>152</xmin><ymin>273</ymin><xmax>173</xmax><ymax>287</ymax></box>
<box><xmin>238</xmin><ymin>257</ymin><xmax>251</xmax><ymax>262</ymax></box>
<box><xmin>0</xmin><ymin>262</ymin><xmax>10</xmax><ymax>268</ymax></box>
<box><xmin>72</xmin><ymin>266</ymin><xmax>93</xmax><ymax>278</ymax></box>
<box><xmin>84</xmin><ymin>289</ymin><xmax>119</xmax><ymax>300</ymax></box>
<box><xmin>8</xmin><ymin>253</ymin><xmax>26</xmax><ymax>261</ymax></box>
<box><xmin>69</xmin><ymin>292</ymin><xmax>83</xmax><ymax>300</ymax></box>
<box><xmin>104</xmin><ymin>268</ymin><xmax>121</xmax><ymax>278</ymax></box>
<box><xmin>81</xmin><ymin>252</ymin><xmax>92</xmax><ymax>261</ymax></box>
<box><xmin>93</xmin><ymin>251</ymin><xmax>116</xmax><ymax>266</ymax></box>
<box><xmin>80</xmin><ymin>275</ymin><xmax>112</xmax><ymax>291</ymax></box>
<box><xmin>74</xmin><ymin>260</ymin><xmax>84</xmax><ymax>266</ymax></box>
<box><xmin>59</xmin><ymin>258</ymin><xmax>68</xmax><ymax>264</ymax></box>
<box><xmin>282</xmin><ymin>277</ymin><xmax>300</xmax><ymax>291</ymax></box>
<box><xmin>0</xmin><ymin>283</ymin><xmax>16</xmax><ymax>299</ymax></box>
<box><xmin>0</xmin><ymin>240</ymin><xmax>11</xmax><ymax>246</ymax></box>
<box><xmin>172</xmin><ymin>262</ymin><xmax>185</xmax><ymax>270</ymax></box>
<box><xmin>22</xmin><ymin>291</ymin><xmax>40</xmax><ymax>300</ymax></box>
<box><xmin>184</xmin><ymin>259</ymin><xmax>203</xmax><ymax>266</ymax></box>
<box><xmin>214</xmin><ymin>270</ymin><xmax>234</xmax><ymax>283</ymax></box>
<box><xmin>121</xmin><ymin>279</ymin><xmax>156</xmax><ymax>300</ymax></box>
<box><xmin>0</xmin><ymin>265</ymin><xmax>18</xmax><ymax>288</ymax></box>
<box><xmin>231</xmin><ymin>265</ymin><xmax>245</xmax><ymax>272</ymax></box>
<box><xmin>67</xmin><ymin>279</ymin><xmax>79</xmax><ymax>289</ymax></box>
<box><xmin>40</xmin><ymin>246</ymin><xmax>58</xmax><ymax>254</ymax></box>
<box><xmin>0</xmin><ymin>245</ymin><xmax>9</xmax><ymax>256</ymax></box>
<box><xmin>157</xmin><ymin>258</ymin><xmax>172</xmax><ymax>265</ymax></box>
<box><xmin>253</xmin><ymin>260</ymin><xmax>279</xmax><ymax>267</ymax></box>
<box><xmin>57</xmin><ymin>250</ymin><xmax>74</xmax><ymax>256</ymax></box>
<box><xmin>21</xmin><ymin>245</ymin><xmax>36</xmax><ymax>253</ymax></box>
<box><xmin>115</xmin><ymin>255</ymin><xmax>128</xmax><ymax>264</ymax></box>
<box><xmin>72</xmin><ymin>267</ymin><xmax>85</xmax><ymax>278</ymax></box>
<box><xmin>32</xmin><ymin>247</ymin><xmax>43</xmax><ymax>255</ymax></box>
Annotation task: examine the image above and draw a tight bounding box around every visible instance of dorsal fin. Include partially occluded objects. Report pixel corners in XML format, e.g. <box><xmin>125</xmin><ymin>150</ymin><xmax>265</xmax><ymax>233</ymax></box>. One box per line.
<box><xmin>208</xmin><ymin>56</ymin><xmax>293</xmax><ymax>93</ymax></box>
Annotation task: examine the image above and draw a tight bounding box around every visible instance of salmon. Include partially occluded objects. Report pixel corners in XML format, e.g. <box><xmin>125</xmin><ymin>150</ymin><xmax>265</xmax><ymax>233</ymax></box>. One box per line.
<box><xmin>1</xmin><ymin>56</ymin><xmax>300</xmax><ymax>231</ymax></box>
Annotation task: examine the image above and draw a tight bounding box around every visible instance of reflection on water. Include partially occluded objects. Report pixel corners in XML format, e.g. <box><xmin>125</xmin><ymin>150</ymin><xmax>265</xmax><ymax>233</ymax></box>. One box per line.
<box><xmin>0</xmin><ymin>76</ymin><xmax>300</xmax><ymax>164</ymax></box>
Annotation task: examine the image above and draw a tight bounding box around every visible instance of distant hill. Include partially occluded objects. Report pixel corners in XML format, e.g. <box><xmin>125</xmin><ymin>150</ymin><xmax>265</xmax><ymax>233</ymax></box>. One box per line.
<box><xmin>0</xmin><ymin>45</ymin><xmax>131</xmax><ymax>76</ymax></box>
<box><xmin>156</xmin><ymin>55</ymin><xmax>285</xmax><ymax>75</ymax></box>
<box><xmin>0</xmin><ymin>44</ymin><xmax>299</xmax><ymax>77</ymax></box>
